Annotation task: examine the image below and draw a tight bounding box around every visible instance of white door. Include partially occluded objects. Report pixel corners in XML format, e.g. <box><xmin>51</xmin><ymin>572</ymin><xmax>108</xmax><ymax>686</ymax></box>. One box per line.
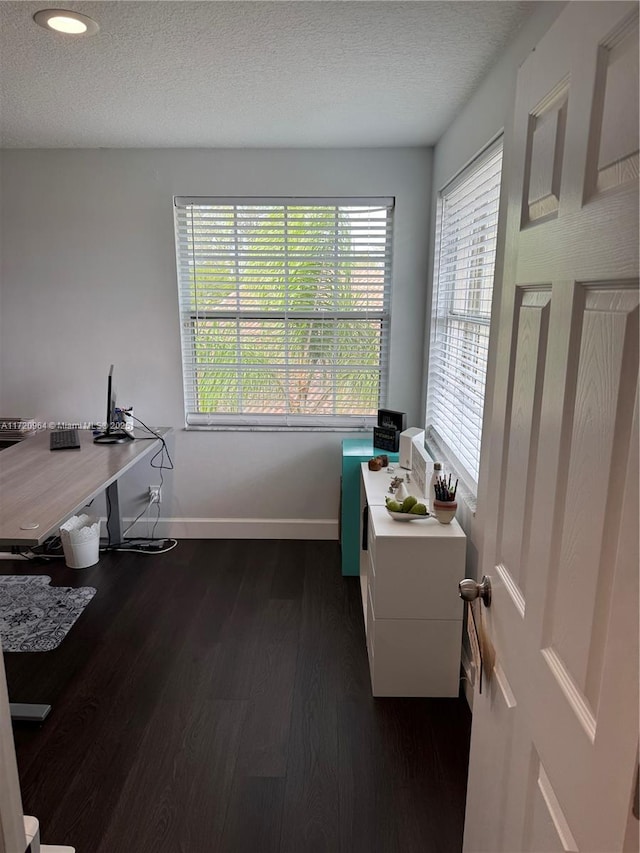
<box><xmin>464</xmin><ymin>3</ymin><xmax>639</xmax><ymax>852</ymax></box>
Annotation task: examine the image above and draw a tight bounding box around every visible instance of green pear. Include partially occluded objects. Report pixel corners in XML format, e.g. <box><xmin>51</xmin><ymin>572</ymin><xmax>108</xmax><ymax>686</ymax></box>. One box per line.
<box><xmin>386</xmin><ymin>500</ymin><xmax>402</xmax><ymax>512</ymax></box>
<box><xmin>402</xmin><ymin>495</ymin><xmax>418</xmax><ymax>512</ymax></box>
<box><xmin>410</xmin><ymin>502</ymin><xmax>428</xmax><ymax>515</ymax></box>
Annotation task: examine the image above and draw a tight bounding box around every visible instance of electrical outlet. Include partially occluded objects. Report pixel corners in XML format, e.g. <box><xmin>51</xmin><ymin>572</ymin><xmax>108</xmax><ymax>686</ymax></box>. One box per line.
<box><xmin>149</xmin><ymin>486</ymin><xmax>162</xmax><ymax>504</ymax></box>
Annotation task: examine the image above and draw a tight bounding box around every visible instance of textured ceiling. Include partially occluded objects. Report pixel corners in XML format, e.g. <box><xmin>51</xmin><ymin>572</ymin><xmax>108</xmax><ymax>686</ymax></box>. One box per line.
<box><xmin>0</xmin><ymin>1</ymin><xmax>539</xmax><ymax>148</ymax></box>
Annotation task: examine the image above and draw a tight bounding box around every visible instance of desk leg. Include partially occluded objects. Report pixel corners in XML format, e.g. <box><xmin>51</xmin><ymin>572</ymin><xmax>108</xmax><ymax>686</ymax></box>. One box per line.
<box><xmin>10</xmin><ymin>703</ymin><xmax>51</xmax><ymax>723</ymax></box>
<box><xmin>106</xmin><ymin>480</ymin><xmax>123</xmax><ymax>545</ymax></box>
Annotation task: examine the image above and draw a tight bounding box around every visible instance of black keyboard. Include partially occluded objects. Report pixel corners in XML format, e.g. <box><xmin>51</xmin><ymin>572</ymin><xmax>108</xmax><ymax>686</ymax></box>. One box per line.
<box><xmin>50</xmin><ymin>428</ymin><xmax>81</xmax><ymax>450</ymax></box>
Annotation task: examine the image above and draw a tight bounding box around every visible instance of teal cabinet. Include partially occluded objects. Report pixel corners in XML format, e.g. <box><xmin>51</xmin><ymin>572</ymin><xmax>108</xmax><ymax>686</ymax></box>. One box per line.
<box><xmin>341</xmin><ymin>439</ymin><xmax>398</xmax><ymax>576</ymax></box>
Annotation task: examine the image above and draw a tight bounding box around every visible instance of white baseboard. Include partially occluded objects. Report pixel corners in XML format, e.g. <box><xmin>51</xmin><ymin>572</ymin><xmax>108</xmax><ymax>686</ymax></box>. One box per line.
<box><xmin>113</xmin><ymin>517</ymin><xmax>339</xmax><ymax>540</ymax></box>
<box><xmin>460</xmin><ymin>646</ymin><xmax>475</xmax><ymax>712</ymax></box>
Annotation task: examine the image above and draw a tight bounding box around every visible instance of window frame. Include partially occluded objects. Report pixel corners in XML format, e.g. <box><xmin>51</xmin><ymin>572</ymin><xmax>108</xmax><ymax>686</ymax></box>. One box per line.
<box><xmin>174</xmin><ymin>196</ymin><xmax>395</xmax><ymax>430</ymax></box>
<box><xmin>425</xmin><ymin>137</ymin><xmax>504</xmax><ymax>497</ymax></box>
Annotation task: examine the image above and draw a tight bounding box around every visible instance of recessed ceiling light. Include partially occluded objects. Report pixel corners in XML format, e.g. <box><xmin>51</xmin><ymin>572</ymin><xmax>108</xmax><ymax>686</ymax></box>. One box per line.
<box><xmin>33</xmin><ymin>9</ymin><xmax>99</xmax><ymax>36</ymax></box>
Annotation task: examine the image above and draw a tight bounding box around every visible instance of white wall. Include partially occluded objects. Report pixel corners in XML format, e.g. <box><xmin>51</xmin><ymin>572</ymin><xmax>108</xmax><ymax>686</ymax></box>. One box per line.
<box><xmin>421</xmin><ymin>2</ymin><xmax>565</xmax><ymax>701</ymax></box>
<box><xmin>0</xmin><ymin>148</ymin><xmax>432</xmax><ymax>538</ymax></box>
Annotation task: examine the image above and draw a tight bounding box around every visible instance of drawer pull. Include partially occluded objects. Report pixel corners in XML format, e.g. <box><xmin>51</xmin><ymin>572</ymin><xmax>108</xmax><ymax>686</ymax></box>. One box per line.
<box><xmin>362</xmin><ymin>504</ymin><xmax>369</xmax><ymax>550</ymax></box>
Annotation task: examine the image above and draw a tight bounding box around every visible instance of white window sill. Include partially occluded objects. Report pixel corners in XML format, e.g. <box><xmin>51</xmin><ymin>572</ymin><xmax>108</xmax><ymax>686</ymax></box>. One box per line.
<box><xmin>183</xmin><ymin>425</ymin><xmax>372</xmax><ymax>434</ymax></box>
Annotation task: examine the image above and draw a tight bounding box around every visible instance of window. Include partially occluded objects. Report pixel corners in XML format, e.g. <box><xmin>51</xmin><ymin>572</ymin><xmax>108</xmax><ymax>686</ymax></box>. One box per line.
<box><xmin>425</xmin><ymin>139</ymin><xmax>503</xmax><ymax>488</ymax></box>
<box><xmin>174</xmin><ymin>197</ymin><xmax>394</xmax><ymax>428</ymax></box>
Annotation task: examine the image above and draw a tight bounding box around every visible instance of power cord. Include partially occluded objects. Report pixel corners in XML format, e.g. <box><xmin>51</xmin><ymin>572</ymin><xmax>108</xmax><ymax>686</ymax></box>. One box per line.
<box><xmin>7</xmin><ymin>548</ymin><xmax>39</xmax><ymax>561</ymax></box>
<box><xmin>96</xmin><ymin>415</ymin><xmax>177</xmax><ymax>555</ymax></box>
<box><xmin>121</xmin><ymin>495</ymin><xmax>154</xmax><ymax>539</ymax></box>
<box><xmin>131</xmin><ymin>415</ymin><xmax>174</xmax><ymax>545</ymax></box>
<box><xmin>114</xmin><ymin>491</ymin><xmax>178</xmax><ymax>554</ymax></box>
<box><xmin>14</xmin><ymin>538</ymin><xmax>179</xmax><ymax>559</ymax></box>
<box><xmin>110</xmin><ymin>538</ymin><xmax>178</xmax><ymax>555</ymax></box>
<box><xmin>131</xmin><ymin>415</ymin><xmax>174</xmax><ymax>473</ymax></box>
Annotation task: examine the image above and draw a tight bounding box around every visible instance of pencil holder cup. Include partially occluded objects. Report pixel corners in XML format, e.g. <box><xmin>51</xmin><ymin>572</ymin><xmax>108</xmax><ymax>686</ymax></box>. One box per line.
<box><xmin>433</xmin><ymin>499</ymin><xmax>457</xmax><ymax>525</ymax></box>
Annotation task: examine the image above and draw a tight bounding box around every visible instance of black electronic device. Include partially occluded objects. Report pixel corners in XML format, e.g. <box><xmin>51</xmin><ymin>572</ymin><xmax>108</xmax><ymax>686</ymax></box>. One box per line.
<box><xmin>377</xmin><ymin>408</ymin><xmax>407</xmax><ymax>433</ymax></box>
<box><xmin>50</xmin><ymin>428</ymin><xmax>81</xmax><ymax>451</ymax></box>
<box><xmin>93</xmin><ymin>365</ymin><xmax>134</xmax><ymax>445</ymax></box>
<box><xmin>373</xmin><ymin>425</ymin><xmax>399</xmax><ymax>452</ymax></box>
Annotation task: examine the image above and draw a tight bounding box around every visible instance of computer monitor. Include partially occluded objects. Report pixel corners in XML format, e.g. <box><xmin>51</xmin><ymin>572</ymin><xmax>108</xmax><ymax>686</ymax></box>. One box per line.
<box><xmin>93</xmin><ymin>365</ymin><xmax>133</xmax><ymax>444</ymax></box>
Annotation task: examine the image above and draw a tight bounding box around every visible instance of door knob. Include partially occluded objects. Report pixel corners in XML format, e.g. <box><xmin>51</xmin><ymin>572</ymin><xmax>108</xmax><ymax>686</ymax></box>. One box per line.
<box><xmin>459</xmin><ymin>575</ymin><xmax>492</xmax><ymax>606</ymax></box>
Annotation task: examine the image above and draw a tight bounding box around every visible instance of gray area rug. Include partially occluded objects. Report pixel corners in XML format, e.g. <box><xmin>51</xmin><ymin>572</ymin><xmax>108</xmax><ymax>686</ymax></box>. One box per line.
<box><xmin>0</xmin><ymin>575</ymin><xmax>96</xmax><ymax>652</ymax></box>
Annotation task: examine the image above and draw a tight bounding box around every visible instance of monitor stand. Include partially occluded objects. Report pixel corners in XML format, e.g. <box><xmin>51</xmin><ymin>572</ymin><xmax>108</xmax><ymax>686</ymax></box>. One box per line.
<box><xmin>93</xmin><ymin>429</ymin><xmax>134</xmax><ymax>445</ymax></box>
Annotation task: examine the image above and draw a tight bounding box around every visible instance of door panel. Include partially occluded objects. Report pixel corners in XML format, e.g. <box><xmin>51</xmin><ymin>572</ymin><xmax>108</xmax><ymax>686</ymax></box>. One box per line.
<box><xmin>522</xmin><ymin>757</ymin><xmax>578</xmax><ymax>853</ymax></box>
<box><xmin>522</xmin><ymin>86</ymin><xmax>568</xmax><ymax>226</ymax></box>
<box><xmin>587</xmin><ymin>17</ymin><xmax>639</xmax><ymax>198</ymax></box>
<box><xmin>545</xmin><ymin>285</ymin><xmax>638</xmax><ymax>706</ymax></box>
<box><xmin>498</xmin><ymin>286</ymin><xmax>551</xmax><ymax>600</ymax></box>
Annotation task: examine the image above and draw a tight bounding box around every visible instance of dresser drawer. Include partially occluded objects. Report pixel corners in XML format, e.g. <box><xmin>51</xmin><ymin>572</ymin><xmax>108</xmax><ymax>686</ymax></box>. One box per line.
<box><xmin>367</xmin><ymin>615</ymin><xmax>462</xmax><ymax>698</ymax></box>
<box><xmin>368</xmin><ymin>506</ymin><xmax>465</xmax><ymax>620</ymax></box>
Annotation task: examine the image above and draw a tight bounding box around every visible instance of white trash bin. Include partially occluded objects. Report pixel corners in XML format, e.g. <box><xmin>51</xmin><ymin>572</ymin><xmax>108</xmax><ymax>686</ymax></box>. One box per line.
<box><xmin>59</xmin><ymin>514</ymin><xmax>100</xmax><ymax>569</ymax></box>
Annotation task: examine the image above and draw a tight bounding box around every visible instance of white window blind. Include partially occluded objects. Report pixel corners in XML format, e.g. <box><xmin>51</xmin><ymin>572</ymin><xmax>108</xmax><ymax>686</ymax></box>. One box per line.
<box><xmin>426</xmin><ymin>139</ymin><xmax>503</xmax><ymax>486</ymax></box>
<box><xmin>174</xmin><ymin>197</ymin><xmax>394</xmax><ymax>427</ymax></box>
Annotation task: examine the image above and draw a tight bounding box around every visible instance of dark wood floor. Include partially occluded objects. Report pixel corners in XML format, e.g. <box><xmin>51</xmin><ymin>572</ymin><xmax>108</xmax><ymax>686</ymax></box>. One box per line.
<box><xmin>3</xmin><ymin>540</ymin><xmax>471</xmax><ymax>853</ymax></box>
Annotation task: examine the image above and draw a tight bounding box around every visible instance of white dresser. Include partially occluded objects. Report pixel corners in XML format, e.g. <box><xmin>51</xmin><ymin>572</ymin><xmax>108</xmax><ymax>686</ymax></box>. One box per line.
<box><xmin>360</xmin><ymin>464</ymin><xmax>466</xmax><ymax>697</ymax></box>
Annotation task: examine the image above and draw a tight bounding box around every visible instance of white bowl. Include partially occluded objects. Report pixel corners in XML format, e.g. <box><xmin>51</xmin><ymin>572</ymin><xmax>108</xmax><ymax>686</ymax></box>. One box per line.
<box><xmin>386</xmin><ymin>509</ymin><xmax>431</xmax><ymax>522</ymax></box>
